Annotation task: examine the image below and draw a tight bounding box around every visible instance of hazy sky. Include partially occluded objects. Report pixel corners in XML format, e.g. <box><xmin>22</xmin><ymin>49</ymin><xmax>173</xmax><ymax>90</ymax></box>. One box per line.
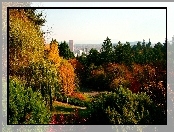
<box><xmin>31</xmin><ymin>2</ymin><xmax>174</xmax><ymax>44</ymax></box>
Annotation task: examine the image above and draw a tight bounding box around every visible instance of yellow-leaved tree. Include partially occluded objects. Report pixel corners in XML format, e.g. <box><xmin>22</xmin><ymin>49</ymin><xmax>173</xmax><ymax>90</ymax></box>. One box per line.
<box><xmin>44</xmin><ymin>39</ymin><xmax>76</xmax><ymax>95</ymax></box>
<box><xmin>9</xmin><ymin>9</ymin><xmax>45</xmax><ymax>76</ymax></box>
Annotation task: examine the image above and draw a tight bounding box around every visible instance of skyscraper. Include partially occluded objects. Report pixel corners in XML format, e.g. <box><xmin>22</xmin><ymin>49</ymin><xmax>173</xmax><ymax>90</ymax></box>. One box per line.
<box><xmin>69</xmin><ymin>40</ymin><xmax>74</xmax><ymax>52</ymax></box>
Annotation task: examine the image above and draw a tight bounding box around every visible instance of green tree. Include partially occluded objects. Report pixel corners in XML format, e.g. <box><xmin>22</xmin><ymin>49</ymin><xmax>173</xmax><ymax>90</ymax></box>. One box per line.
<box><xmin>23</xmin><ymin>9</ymin><xmax>46</xmax><ymax>26</ymax></box>
<box><xmin>58</xmin><ymin>41</ymin><xmax>75</xmax><ymax>60</ymax></box>
<box><xmin>145</xmin><ymin>39</ymin><xmax>154</xmax><ymax>64</ymax></box>
<box><xmin>122</xmin><ymin>42</ymin><xmax>132</xmax><ymax>66</ymax></box>
<box><xmin>153</xmin><ymin>42</ymin><xmax>164</xmax><ymax>65</ymax></box>
<box><xmin>87</xmin><ymin>48</ymin><xmax>100</xmax><ymax>66</ymax></box>
<box><xmin>131</xmin><ymin>41</ymin><xmax>143</xmax><ymax>64</ymax></box>
<box><xmin>113</xmin><ymin>41</ymin><xmax>123</xmax><ymax>64</ymax></box>
<box><xmin>100</xmin><ymin>36</ymin><xmax>113</xmax><ymax>63</ymax></box>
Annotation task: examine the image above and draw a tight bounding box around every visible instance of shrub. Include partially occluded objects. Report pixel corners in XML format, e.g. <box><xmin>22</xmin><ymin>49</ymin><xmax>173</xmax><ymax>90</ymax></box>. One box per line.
<box><xmin>9</xmin><ymin>77</ymin><xmax>51</xmax><ymax>124</ymax></box>
<box><xmin>70</xmin><ymin>92</ymin><xmax>86</xmax><ymax>100</ymax></box>
<box><xmin>50</xmin><ymin>109</ymin><xmax>88</xmax><ymax>125</ymax></box>
<box><xmin>140</xmin><ymin>81</ymin><xmax>167</xmax><ymax>124</ymax></box>
<box><xmin>110</xmin><ymin>77</ymin><xmax>130</xmax><ymax>90</ymax></box>
<box><xmin>86</xmin><ymin>86</ymin><xmax>165</xmax><ymax>124</ymax></box>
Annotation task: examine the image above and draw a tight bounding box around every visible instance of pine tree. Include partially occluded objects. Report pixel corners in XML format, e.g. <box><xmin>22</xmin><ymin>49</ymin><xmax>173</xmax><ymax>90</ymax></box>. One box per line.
<box><xmin>100</xmin><ymin>36</ymin><xmax>113</xmax><ymax>63</ymax></box>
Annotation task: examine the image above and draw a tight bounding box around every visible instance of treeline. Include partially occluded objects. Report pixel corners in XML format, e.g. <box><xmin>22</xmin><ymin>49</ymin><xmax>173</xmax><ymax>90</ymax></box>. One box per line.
<box><xmin>72</xmin><ymin>37</ymin><xmax>166</xmax><ymax>91</ymax></box>
<box><xmin>77</xmin><ymin>37</ymin><xmax>166</xmax><ymax>69</ymax></box>
<box><xmin>55</xmin><ymin>36</ymin><xmax>167</xmax><ymax>91</ymax></box>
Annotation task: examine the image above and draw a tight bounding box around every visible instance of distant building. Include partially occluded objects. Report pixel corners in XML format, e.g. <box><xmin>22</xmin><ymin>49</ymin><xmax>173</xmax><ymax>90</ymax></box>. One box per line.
<box><xmin>74</xmin><ymin>49</ymin><xmax>88</xmax><ymax>57</ymax></box>
<box><xmin>84</xmin><ymin>48</ymin><xmax>88</xmax><ymax>53</ymax></box>
<box><xmin>69</xmin><ymin>40</ymin><xmax>74</xmax><ymax>52</ymax></box>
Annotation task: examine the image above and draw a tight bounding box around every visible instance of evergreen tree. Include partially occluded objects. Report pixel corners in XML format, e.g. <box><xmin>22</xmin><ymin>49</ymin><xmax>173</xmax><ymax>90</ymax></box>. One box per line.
<box><xmin>58</xmin><ymin>41</ymin><xmax>75</xmax><ymax>60</ymax></box>
<box><xmin>100</xmin><ymin>36</ymin><xmax>113</xmax><ymax>63</ymax></box>
<box><xmin>122</xmin><ymin>42</ymin><xmax>132</xmax><ymax>66</ymax></box>
<box><xmin>113</xmin><ymin>41</ymin><xmax>123</xmax><ymax>64</ymax></box>
<box><xmin>87</xmin><ymin>48</ymin><xmax>100</xmax><ymax>66</ymax></box>
<box><xmin>23</xmin><ymin>8</ymin><xmax>46</xmax><ymax>26</ymax></box>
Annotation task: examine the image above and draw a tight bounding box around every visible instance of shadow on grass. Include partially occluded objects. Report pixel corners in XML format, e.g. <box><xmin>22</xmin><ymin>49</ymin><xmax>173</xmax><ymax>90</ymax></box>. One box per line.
<box><xmin>79</xmin><ymin>87</ymin><xmax>109</xmax><ymax>97</ymax></box>
<box><xmin>53</xmin><ymin>105</ymin><xmax>87</xmax><ymax>114</ymax></box>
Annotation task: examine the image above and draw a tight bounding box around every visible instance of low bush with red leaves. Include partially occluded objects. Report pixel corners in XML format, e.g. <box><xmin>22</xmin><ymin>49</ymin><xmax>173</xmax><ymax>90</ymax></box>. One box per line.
<box><xmin>49</xmin><ymin>109</ymin><xmax>88</xmax><ymax>125</ymax></box>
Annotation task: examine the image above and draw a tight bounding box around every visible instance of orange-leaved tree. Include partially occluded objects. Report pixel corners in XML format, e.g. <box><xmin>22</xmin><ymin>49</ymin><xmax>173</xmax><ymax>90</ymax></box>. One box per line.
<box><xmin>59</xmin><ymin>59</ymin><xmax>75</xmax><ymax>95</ymax></box>
<box><xmin>44</xmin><ymin>39</ymin><xmax>76</xmax><ymax>95</ymax></box>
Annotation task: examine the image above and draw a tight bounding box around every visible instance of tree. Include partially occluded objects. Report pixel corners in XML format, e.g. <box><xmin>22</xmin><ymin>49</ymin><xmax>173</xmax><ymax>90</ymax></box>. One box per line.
<box><xmin>153</xmin><ymin>42</ymin><xmax>164</xmax><ymax>64</ymax></box>
<box><xmin>145</xmin><ymin>39</ymin><xmax>153</xmax><ymax>64</ymax></box>
<box><xmin>45</xmin><ymin>40</ymin><xmax>76</xmax><ymax>95</ymax></box>
<box><xmin>23</xmin><ymin>9</ymin><xmax>46</xmax><ymax>26</ymax></box>
<box><xmin>58</xmin><ymin>59</ymin><xmax>76</xmax><ymax>95</ymax></box>
<box><xmin>122</xmin><ymin>42</ymin><xmax>132</xmax><ymax>66</ymax></box>
<box><xmin>9</xmin><ymin>9</ymin><xmax>45</xmax><ymax>76</ymax></box>
<box><xmin>101</xmin><ymin>36</ymin><xmax>113</xmax><ymax>53</ymax></box>
<box><xmin>100</xmin><ymin>36</ymin><xmax>113</xmax><ymax>63</ymax></box>
<box><xmin>58</xmin><ymin>41</ymin><xmax>75</xmax><ymax>60</ymax></box>
<box><xmin>113</xmin><ymin>41</ymin><xmax>123</xmax><ymax>64</ymax></box>
<box><xmin>87</xmin><ymin>48</ymin><xmax>100</xmax><ymax>66</ymax></box>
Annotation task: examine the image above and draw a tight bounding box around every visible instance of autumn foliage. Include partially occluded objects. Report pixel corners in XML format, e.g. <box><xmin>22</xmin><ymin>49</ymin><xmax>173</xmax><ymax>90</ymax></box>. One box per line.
<box><xmin>59</xmin><ymin>60</ymin><xmax>75</xmax><ymax>95</ymax></box>
<box><xmin>9</xmin><ymin>9</ymin><xmax>45</xmax><ymax>76</ymax></box>
<box><xmin>44</xmin><ymin>40</ymin><xmax>76</xmax><ymax>95</ymax></box>
<box><xmin>70</xmin><ymin>92</ymin><xmax>86</xmax><ymax>100</ymax></box>
<box><xmin>68</xmin><ymin>58</ymin><xmax>84</xmax><ymax>74</ymax></box>
<box><xmin>9</xmin><ymin>8</ymin><xmax>167</xmax><ymax>125</ymax></box>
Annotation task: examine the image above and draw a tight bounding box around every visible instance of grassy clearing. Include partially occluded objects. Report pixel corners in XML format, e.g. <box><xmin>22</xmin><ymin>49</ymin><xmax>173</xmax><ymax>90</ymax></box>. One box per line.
<box><xmin>52</xmin><ymin>101</ymin><xmax>86</xmax><ymax>115</ymax></box>
<box><xmin>51</xmin><ymin>89</ymin><xmax>108</xmax><ymax>116</ymax></box>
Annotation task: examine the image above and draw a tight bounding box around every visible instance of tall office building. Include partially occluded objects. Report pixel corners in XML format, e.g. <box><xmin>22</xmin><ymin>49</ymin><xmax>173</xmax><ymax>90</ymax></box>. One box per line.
<box><xmin>69</xmin><ymin>40</ymin><xmax>74</xmax><ymax>52</ymax></box>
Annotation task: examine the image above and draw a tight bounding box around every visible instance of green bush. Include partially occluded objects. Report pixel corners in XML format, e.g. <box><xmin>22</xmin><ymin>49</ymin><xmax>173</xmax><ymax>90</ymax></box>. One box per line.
<box><xmin>86</xmin><ymin>86</ymin><xmax>165</xmax><ymax>124</ymax></box>
<box><xmin>68</xmin><ymin>97</ymin><xmax>90</xmax><ymax>107</ymax></box>
<box><xmin>9</xmin><ymin>77</ymin><xmax>51</xmax><ymax>124</ymax></box>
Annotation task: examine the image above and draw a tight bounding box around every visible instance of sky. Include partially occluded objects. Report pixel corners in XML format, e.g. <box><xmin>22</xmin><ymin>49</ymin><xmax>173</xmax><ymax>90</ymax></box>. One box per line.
<box><xmin>31</xmin><ymin>2</ymin><xmax>174</xmax><ymax>44</ymax></box>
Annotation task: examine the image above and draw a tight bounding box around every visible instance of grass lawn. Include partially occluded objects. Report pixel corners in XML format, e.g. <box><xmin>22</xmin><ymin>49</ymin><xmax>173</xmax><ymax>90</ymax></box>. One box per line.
<box><xmin>52</xmin><ymin>101</ymin><xmax>87</xmax><ymax>115</ymax></box>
